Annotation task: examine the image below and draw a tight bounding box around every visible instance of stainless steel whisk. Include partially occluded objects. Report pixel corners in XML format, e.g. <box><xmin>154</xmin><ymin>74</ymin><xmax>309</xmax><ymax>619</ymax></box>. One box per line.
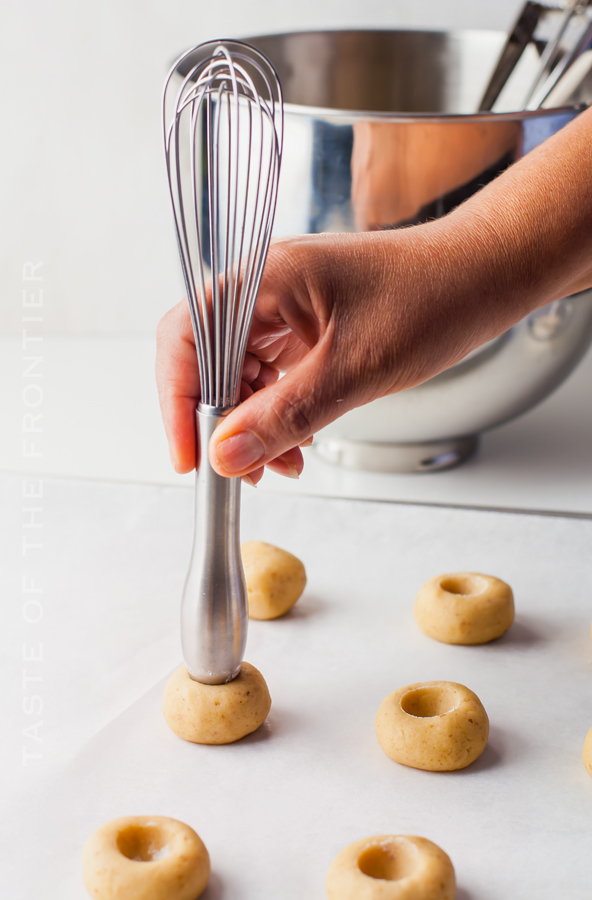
<box><xmin>163</xmin><ymin>40</ymin><xmax>283</xmax><ymax>684</ymax></box>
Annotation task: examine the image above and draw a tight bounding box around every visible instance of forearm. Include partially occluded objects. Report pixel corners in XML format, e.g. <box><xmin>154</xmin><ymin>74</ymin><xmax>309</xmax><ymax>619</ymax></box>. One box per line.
<box><xmin>445</xmin><ymin>105</ymin><xmax>592</xmax><ymax>314</ymax></box>
<box><xmin>340</xmin><ymin>111</ymin><xmax>592</xmax><ymax>394</ymax></box>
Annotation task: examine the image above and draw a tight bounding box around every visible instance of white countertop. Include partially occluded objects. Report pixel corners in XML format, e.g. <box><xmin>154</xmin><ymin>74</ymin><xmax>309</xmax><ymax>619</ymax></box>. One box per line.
<box><xmin>1</xmin><ymin>335</ymin><xmax>591</xmax><ymax>517</ymax></box>
<box><xmin>3</xmin><ymin>474</ymin><xmax>592</xmax><ymax>899</ymax></box>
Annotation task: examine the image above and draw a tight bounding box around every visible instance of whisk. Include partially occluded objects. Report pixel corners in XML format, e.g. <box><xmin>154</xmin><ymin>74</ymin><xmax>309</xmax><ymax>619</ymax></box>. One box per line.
<box><xmin>163</xmin><ymin>40</ymin><xmax>283</xmax><ymax>684</ymax></box>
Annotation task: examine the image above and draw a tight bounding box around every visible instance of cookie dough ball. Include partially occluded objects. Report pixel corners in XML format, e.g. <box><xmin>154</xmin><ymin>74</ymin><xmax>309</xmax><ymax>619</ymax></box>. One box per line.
<box><xmin>375</xmin><ymin>681</ymin><xmax>489</xmax><ymax>771</ymax></box>
<box><xmin>583</xmin><ymin>726</ymin><xmax>592</xmax><ymax>778</ymax></box>
<box><xmin>241</xmin><ymin>541</ymin><xmax>307</xmax><ymax>620</ymax></box>
<box><xmin>326</xmin><ymin>834</ymin><xmax>455</xmax><ymax>900</ymax></box>
<box><xmin>414</xmin><ymin>572</ymin><xmax>514</xmax><ymax>644</ymax></box>
<box><xmin>163</xmin><ymin>661</ymin><xmax>271</xmax><ymax>744</ymax></box>
<box><xmin>82</xmin><ymin>815</ymin><xmax>210</xmax><ymax>900</ymax></box>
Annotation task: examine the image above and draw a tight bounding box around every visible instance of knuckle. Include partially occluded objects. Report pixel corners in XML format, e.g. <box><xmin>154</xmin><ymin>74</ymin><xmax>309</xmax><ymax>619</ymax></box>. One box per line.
<box><xmin>271</xmin><ymin>391</ymin><xmax>312</xmax><ymax>445</ymax></box>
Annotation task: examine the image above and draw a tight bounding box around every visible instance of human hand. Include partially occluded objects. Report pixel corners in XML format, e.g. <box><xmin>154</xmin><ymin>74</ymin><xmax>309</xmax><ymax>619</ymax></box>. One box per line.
<box><xmin>156</xmin><ymin>221</ymin><xmax>530</xmax><ymax>483</ymax></box>
<box><xmin>157</xmin><ymin>104</ymin><xmax>592</xmax><ymax>484</ymax></box>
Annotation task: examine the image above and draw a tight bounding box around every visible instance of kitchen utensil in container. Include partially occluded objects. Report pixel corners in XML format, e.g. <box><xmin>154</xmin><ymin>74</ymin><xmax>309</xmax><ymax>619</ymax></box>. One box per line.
<box><xmin>479</xmin><ymin>0</ymin><xmax>592</xmax><ymax>112</ymax></box>
<box><xmin>479</xmin><ymin>1</ymin><xmax>547</xmax><ymax>111</ymax></box>
<box><xmin>163</xmin><ymin>41</ymin><xmax>283</xmax><ymax>682</ymax></box>
<box><xmin>523</xmin><ymin>0</ymin><xmax>592</xmax><ymax>108</ymax></box>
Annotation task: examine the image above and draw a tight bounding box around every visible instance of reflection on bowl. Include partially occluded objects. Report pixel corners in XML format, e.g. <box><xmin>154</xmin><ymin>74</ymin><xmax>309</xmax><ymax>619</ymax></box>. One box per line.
<box><xmin>244</xmin><ymin>29</ymin><xmax>592</xmax><ymax>471</ymax></box>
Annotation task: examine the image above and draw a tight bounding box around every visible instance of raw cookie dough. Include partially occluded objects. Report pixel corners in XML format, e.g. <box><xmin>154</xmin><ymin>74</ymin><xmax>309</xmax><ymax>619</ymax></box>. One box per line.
<box><xmin>375</xmin><ymin>681</ymin><xmax>489</xmax><ymax>771</ymax></box>
<box><xmin>163</xmin><ymin>661</ymin><xmax>271</xmax><ymax>744</ymax></box>
<box><xmin>326</xmin><ymin>834</ymin><xmax>455</xmax><ymax>900</ymax></box>
<box><xmin>82</xmin><ymin>815</ymin><xmax>210</xmax><ymax>900</ymax></box>
<box><xmin>414</xmin><ymin>571</ymin><xmax>514</xmax><ymax>644</ymax></box>
<box><xmin>241</xmin><ymin>541</ymin><xmax>307</xmax><ymax>619</ymax></box>
<box><xmin>583</xmin><ymin>726</ymin><xmax>592</xmax><ymax>778</ymax></box>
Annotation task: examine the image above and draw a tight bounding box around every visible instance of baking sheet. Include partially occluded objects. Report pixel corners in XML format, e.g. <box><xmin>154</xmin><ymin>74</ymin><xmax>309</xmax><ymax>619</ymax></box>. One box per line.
<box><xmin>2</xmin><ymin>474</ymin><xmax>592</xmax><ymax>898</ymax></box>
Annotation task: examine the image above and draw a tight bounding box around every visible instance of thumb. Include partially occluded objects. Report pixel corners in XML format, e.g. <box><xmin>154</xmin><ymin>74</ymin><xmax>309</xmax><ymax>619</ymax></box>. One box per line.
<box><xmin>208</xmin><ymin>343</ymin><xmax>355</xmax><ymax>477</ymax></box>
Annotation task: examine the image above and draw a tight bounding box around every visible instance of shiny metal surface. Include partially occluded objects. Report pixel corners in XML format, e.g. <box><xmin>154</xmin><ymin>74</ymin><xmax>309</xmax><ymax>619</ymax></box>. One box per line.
<box><xmin>163</xmin><ymin>42</ymin><xmax>282</xmax><ymax>678</ymax></box>
<box><xmin>243</xmin><ymin>29</ymin><xmax>592</xmax><ymax>472</ymax></box>
<box><xmin>181</xmin><ymin>408</ymin><xmax>247</xmax><ymax>684</ymax></box>
<box><xmin>478</xmin><ymin>0</ymin><xmax>592</xmax><ymax>112</ymax></box>
<box><xmin>479</xmin><ymin>1</ymin><xmax>544</xmax><ymax>111</ymax></box>
<box><xmin>315</xmin><ymin>436</ymin><xmax>479</xmax><ymax>474</ymax></box>
<box><xmin>542</xmin><ymin>46</ymin><xmax>592</xmax><ymax>106</ymax></box>
<box><xmin>163</xmin><ymin>40</ymin><xmax>282</xmax><ymax>408</ymax></box>
<box><xmin>248</xmin><ymin>30</ymin><xmax>584</xmax><ymax>236</ymax></box>
<box><xmin>250</xmin><ymin>29</ymin><xmax>508</xmax><ymax>114</ymax></box>
<box><xmin>316</xmin><ymin>290</ymin><xmax>592</xmax><ymax>458</ymax></box>
<box><xmin>524</xmin><ymin>1</ymin><xmax>592</xmax><ymax>109</ymax></box>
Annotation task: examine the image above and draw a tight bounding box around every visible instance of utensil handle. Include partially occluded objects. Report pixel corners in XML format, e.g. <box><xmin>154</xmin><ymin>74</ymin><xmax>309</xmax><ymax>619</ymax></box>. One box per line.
<box><xmin>181</xmin><ymin>404</ymin><xmax>248</xmax><ymax>684</ymax></box>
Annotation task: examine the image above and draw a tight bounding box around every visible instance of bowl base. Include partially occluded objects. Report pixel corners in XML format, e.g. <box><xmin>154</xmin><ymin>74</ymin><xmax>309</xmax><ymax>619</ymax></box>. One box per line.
<box><xmin>314</xmin><ymin>435</ymin><xmax>479</xmax><ymax>473</ymax></box>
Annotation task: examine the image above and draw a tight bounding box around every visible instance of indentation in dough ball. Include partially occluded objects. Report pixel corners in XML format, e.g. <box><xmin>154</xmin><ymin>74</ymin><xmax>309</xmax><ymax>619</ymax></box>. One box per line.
<box><xmin>375</xmin><ymin>681</ymin><xmax>489</xmax><ymax>771</ymax></box>
<box><xmin>241</xmin><ymin>541</ymin><xmax>306</xmax><ymax>620</ymax></box>
<box><xmin>116</xmin><ymin>823</ymin><xmax>169</xmax><ymax>861</ymax></box>
<box><xmin>414</xmin><ymin>571</ymin><xmax>514</xmax><ymax>644</ymax></box>
<box><xmin>583</xmin><ymin>726</ymin><xmax>592</xmax><ymax>778</ymax></box>
<box><xmin>400</xmin><ymin>684</ymin><xmax>459</xmax><ymax>718</ymax></box>
<box><xmin>357</xmin><ymin>840</ymin><xmax>417</xmax><ymax>881</ymax></box>
<box><xmin>439</xmin><ymin>573</ymin><xmax>487</xmax><ymax>595</ymax></box>
<box><xmin>163</xmin><ymin>661</ymin><xmax>271</xmax><ymax>744</ymax></box>
<box><xmin>326</xmin><ymin>834</ymin><xmax>455</xmax><ymax>900</ymax></box>
<box><xmin>82</xmin><ymin>815</ymin><xmax>210</xmax><ymax>900</ymax></box>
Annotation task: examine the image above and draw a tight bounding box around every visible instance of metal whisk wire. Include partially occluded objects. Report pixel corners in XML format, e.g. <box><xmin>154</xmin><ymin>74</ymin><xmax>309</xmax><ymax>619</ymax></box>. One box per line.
<box><xmin>163</xmin><ymin>40</ymin><xmax>283</xmax><ymax>410</ymax></box>
<box><xmin>162</xmin><ymin>41</ymin><xmax>283</xmax><ymax>684</ymax></box>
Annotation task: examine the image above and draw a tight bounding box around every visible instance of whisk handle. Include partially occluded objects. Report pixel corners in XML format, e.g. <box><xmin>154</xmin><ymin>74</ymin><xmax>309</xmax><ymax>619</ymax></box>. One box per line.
<box><xmin>181</xmin><ymin>405</ymin><xmax>248</xmax><ymax>684</ymax></box>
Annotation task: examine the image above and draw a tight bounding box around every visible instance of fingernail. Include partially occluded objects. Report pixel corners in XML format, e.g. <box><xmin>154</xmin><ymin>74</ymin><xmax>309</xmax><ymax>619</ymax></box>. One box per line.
<box><xmin>242</xmin><ymin>474</ymin><xmax>258</xmax><ymax>488</ymax></box>
<box><xmin>169</xmin><ymin>446</ymin><xmax>180</xmax><ymax>473</ymax></box>
<box><xmin>301</xmin><ymin>436</ymin><xmax>314</xmax><ymax>447</ymax></box>
<box><xmin>216</xmin><ymin>431</ymin><xmax>265</xmax><ymax>474</ymax></box>
<box><xmin>269</xmin><ymin>459</ymin><xmax>300</xmax><ymax>479</ymax></box>
<box><xmin>284</xmin><ymin>461</ymin><xmax>300</xmax><ymax>479</ymax></box>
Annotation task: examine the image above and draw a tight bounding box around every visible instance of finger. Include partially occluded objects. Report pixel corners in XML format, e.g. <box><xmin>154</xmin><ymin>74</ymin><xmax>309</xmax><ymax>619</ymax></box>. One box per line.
<box><xmin>155</xmin><ymin>300</ymin><xmax>200</xmax><ymax>473</ymax></box>
<box><xmin>254</xmin><ymin>361</ymin><xmax>280</xmax><ymax>387</ymax></box>
<box><xmin>208</xmin><ymin>341</ymin><xmax>362</xmax><ymax>477</ymax></box>
<box><xmin>241</xmin><ymin>353</ymin><xmax>280</xmax><ymax>387</ymax></box>
<box><xmin>240</xmin><ymin>381</ymin><xmax>254</xmax><ymax>403</ymax></box>
<box><xmin>266</xmin><ymin>446</ymin><xmax>304</xmax><ymax>479</ymax></box>
<box><xmin>242</xmin><ymin>352</ymin><xmax>262</xmax><ymax>384</ymax></box>
<box><xmin>242</xmin><ymin>465</ymin><xmax>264</xmax><ymax>487</ymax></box>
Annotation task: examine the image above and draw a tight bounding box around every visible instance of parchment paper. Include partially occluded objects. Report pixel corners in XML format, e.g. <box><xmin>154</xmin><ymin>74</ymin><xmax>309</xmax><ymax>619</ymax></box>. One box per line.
<box><xmin>2</xmin><ymin>474</ymin><xmax>592</xmax><ymax>898</ymax></box>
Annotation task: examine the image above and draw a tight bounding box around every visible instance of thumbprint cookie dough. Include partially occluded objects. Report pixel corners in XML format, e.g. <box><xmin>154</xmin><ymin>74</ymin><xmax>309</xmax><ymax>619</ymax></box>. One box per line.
<box><xmin>583</xmin><ymin>726</ymin><xmax>592</xmax><ymax>778</ymax></box>
<box><xmin>326</xmin><ymin>834</ymin><xmax>455</xmax><ymax>900</ymax></box>
<box><xmin>82</xmin><ymin>815</ymin><xmax>210</xmax><ymax>900</ymax></box>
<box><xmin>241</xmin><ymin>541</ymin><xmax>307</xmax><ymax>619</ymax></box>
<box><xmin>414</xmin><ymin>571</ymin><xmax>514</xmax><ymax>644</ymax></box>
<box><xmin>163</xmin><ymin>661</ymin><xmax>271</xmax><ymax>744</ymax></box>
<box><xmin>375</xmin><ymin>681</ymin><xmax>489</xmax><ymax>771</ymax></box>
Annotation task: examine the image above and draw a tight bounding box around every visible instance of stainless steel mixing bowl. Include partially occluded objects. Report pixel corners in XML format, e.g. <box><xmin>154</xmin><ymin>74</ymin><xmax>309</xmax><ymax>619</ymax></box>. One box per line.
<box><xmin>244</xmin><ymin>29</ymin><xmax>592</xmax><ymax>472</ymax></box>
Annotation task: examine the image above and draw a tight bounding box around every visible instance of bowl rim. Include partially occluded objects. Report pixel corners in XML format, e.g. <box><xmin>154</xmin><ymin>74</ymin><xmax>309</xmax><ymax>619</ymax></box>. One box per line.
<box><xmin>242</xmin><ymin>26</ymin><xmax>586</xmax><ymax>121</ymax></box>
